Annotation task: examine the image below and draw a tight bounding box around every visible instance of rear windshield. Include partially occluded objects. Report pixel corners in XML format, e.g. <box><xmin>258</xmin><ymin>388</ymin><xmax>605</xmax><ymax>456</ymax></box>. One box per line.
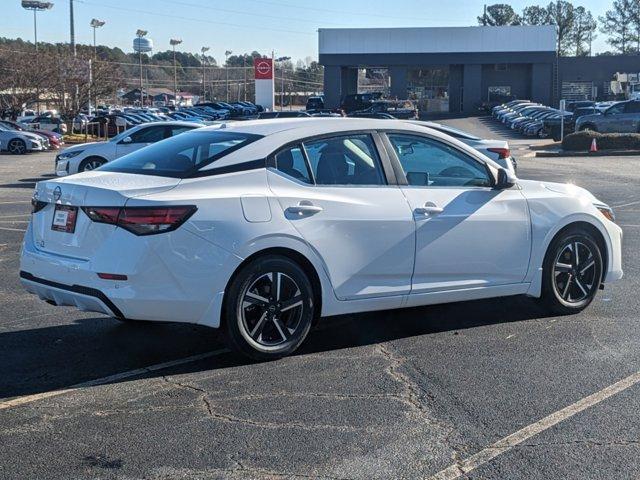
<box><xmin>100</xmin><ymin>130</ymin><xmax>262</xmax><ymax>178</ymax></box>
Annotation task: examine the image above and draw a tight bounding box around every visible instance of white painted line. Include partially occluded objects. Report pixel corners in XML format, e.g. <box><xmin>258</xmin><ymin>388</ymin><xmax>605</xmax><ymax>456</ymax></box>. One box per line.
<box><xmin>428</xmin><ymin>370</ymin><xmax>640</xmax><ymax>480</ymax></box>
<box><xmin>0</xmin><ymin>220</ymin><xmax>29</xmax><ymax>223</ymax></box>
<box><xmin>0</xmin><ymin>201</ymin><xmax>31</xmax><ymax>205</ymax></box>
<box><xmin>0</xmin><ymin>214</ymin><xmax>30</xmax><ymax>218</ymax></box>
<box><xmin>0</xmin><ymin>348</ymin><xmax>229</xmax><ymax>411</ymax></box>
<box><xmin>613</xmin><ymin>200</ymin><xmax>640</xmax><ymax>209</ymax></box>
<box><xmin>620</xmin><ymin>224</ymin><xmax>640</xmax><ymax>228</ymax></box>
<box><xmin>0</xmin><ymin>226</ymin><xmax>26</xmax><ymax>232</ymax></box>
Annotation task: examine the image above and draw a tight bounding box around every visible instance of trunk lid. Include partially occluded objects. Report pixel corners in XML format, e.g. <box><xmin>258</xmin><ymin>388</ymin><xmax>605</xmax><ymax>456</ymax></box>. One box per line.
<box><xmin>31</xmin><ymin>171</ymin><xmax>180</xmax><ymax>260</ymax></box>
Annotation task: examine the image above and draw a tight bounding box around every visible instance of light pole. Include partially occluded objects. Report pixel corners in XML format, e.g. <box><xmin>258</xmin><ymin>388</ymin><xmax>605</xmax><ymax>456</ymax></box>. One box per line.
<box><xmin>135</xmin><ymin>29</ymin><xmax>148</xmax><ymax>106</ymax></box>
<box><xmin>21</xmin><ymin>1</ymin><xmax>53</xmax><ymax>52</ymax></box>
<box><xmin>201</xmin><ymin>46</ymin><xmax>210</xmax><ymax>102</ymax></box>
<box><xmin>90</xmin><ymin>19</ymin><xmax>105</xmax><ymax>59</ymax></box>
<box><xmin>170</xmin><ymin>39</ymin><xmax>182</xmax><ymax>106</ymax></box>
<box><xmin>224</xmin><ymin>50</ymin><xmax>232</xmax><ymax>102</ymax></box>
<box><xmin>69</xmin><ymin>0</ymin><xmax>76</xmax><ymax>56</ymax></box>
<box><xmin>21</xmin><ymin>1</ymin><xmax>53</xmax><ymax>114</ymax></box>
<box><xmin>276</xmin><ymin>56</ymin><xmax>290</xmax><ymax>111</ymax></box>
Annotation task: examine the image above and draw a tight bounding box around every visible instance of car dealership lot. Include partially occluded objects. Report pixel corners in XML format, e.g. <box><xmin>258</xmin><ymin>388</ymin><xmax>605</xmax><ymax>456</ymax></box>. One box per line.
<box><xmin>1</xmin><ymin>123</ymin><xmax>640</xmax><ymax>479</ymax></box>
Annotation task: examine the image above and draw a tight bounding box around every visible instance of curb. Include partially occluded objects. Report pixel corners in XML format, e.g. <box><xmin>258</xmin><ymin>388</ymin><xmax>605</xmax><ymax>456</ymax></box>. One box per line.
<box><xmin>535</xmin><ymin>150</ymin><xmax>640</xmax><ymax>158</ymax></box>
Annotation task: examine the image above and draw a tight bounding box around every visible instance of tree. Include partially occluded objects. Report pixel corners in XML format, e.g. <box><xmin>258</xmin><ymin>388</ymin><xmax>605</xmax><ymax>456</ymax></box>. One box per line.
<box><xmin>477</xmin><ymin>4</ymin><xmax>521</xmax><ymax>26</ymax></box>
<box><xmin>571</xmin><ymin>6</ymin><xmax>598</xmax><ymax>56</ymax></box>
<box><xmin>522</xmin><ymin>5</ymin><xmax>550</xmax><ymax>25</ymax></box>
<box><xmin>545</xmin><ymin>1</ymin><xmax>576</xmax><ymax>56</ymax></box>
<box><xmin>599</xmin><ymin>0</ymin><xmax>639</xmax><ymax>54</ymax></box>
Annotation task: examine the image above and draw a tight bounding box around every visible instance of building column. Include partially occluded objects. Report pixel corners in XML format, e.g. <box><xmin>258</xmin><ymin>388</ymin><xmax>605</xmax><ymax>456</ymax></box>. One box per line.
<box><xmin>323</xmin><ymin>66</ymin><xmax>358</xmax><ymax>109</ymax></box>
<box><xmin>448</xmin><ymin>65</ymin><xmax>464</xmax><ymax>113</ymax></box>
<box><xmin>389</xmin><ymin>66</ymin><xmax>408</xmax><ymax>99</ymax></box>
<box><xmin>531</xmin><ymin>63</ymin><xmax>553</xmax><ymax>106</ymax></box>
<box><xmin>462</xmin><ymin>64</ymin><xmax>482</xmax><ymax>113</ymax></box>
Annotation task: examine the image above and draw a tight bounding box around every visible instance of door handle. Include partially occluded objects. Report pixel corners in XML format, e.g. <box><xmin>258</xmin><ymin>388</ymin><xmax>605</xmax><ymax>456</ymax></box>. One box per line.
<box><xmin>286</xmin><ymin>202</ymin><xmax>323</xmax><ymax>216</ymax></box>
<box><xmin>414</xmin><ymin>204</ymin><xmax>443</xmax><ymax>216</ymax></box>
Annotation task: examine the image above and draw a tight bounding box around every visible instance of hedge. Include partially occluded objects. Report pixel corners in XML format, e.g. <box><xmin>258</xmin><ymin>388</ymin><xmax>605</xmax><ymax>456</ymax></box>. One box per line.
<box><xmin>562</xmin><ymin>130</ymin><xmax>640</xmax><ymax>151</ymax></box>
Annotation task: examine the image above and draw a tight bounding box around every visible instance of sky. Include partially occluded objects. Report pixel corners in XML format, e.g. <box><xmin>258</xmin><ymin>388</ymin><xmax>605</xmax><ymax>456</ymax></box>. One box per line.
<box><xmin>1</xmin><ymin>0</ymin><xmax>615</xmax><ymax>63</ymax></box>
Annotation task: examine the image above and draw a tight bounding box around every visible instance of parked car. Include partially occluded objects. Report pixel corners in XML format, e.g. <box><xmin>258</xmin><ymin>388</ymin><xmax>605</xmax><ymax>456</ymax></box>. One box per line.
<box><xmin>353</xmin><ymin>100</ymin><xmax>418</xmax><ymax>120</ymax></box>
<box><xmin>340</xmin><ymin>92</ymin><xmax>383</xmax><ymax>113</ymax></box>
<box><xmin>55</xmin><ymin>121</ymin><xmax>201</xmax><ymax>175</ymax></box>
<box><xmin>575</xmin><ymin>100</ymin><xmax>640</xmax><ymax>133</ymax></box>
<box><xmin>28</xmin><ymin>115</ymin><xmax>68</xmax><ymax>134</ymax></box>
<box><xmin>306</xmin><ymin>96</ymin><xmax>325</xmax><ymax>111</ymax></box>
<box><xmin>257</xmin><ymin>111</ymin><xmax>311</xmax><ymax>119</ymax></box>
<box><xmin>410</xmin><ymin>121</ymin><xmax>517</xmax><ymax>172</ymax></box>
<box><xmin>0</xmin><ymin>120</ymin><xmax>62</xmax><ymax>149</ymax></box>
<box><xmin>349</xmin><ymin>112</ymin><xmax>396</xmax><ymax>119</ymax></box>
<box><xmin>20</xmin><ymin>118</ymin><xmax>622</xmax><ymax>359</ymax></box>
<box><xmin>0</xmin><ymin>123</ymin><xmax>47</xmax><ymax>154</ymax></box>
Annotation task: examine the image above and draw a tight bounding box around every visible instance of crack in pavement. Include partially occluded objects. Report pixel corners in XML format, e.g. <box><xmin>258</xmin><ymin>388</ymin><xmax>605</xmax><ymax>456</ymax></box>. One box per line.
<box><xmin>160</xmin><ymin>375</ymin><xmax>374</xmax><ymax>433</ymax></box>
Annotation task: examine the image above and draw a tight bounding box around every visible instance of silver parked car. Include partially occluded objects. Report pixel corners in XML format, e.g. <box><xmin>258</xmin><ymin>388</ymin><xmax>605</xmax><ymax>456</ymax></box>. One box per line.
<box><xmin>576</xmin><ymin>100</ymin><xmax>640</xmax><ymax>133</ymax></box>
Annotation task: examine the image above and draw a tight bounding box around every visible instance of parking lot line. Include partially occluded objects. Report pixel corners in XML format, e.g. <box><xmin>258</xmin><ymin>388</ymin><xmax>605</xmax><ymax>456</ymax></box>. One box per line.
<box><xmin>0</xmin><ymin>348</ymin><xmax>229</xmax><ymax>411</ymax></box>
<box><xmin>0</xmin><ymin>201</ymin><xmax>31</xmax><ymax>205</ymax></box>
<box><xmin>427</xmin><ymin>370</ymin><xmax>640</xmax><ymax>480</ymax></box>
<box><xmin>0</xmin><ymin>226</ymin><xmax>26</xmax><ymax>232</ymax></box>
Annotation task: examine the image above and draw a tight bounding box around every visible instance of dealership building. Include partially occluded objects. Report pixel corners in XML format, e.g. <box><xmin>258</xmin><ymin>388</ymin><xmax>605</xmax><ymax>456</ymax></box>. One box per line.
<box><xmin>318</xmin><ymin>25</ymin><xmax>640</xmax><ymax>113</ymax></box>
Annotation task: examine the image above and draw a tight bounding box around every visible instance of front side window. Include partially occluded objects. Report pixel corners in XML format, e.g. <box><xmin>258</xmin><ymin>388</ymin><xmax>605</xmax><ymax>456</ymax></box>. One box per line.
<box><xmin>302</xmin><ymin>134</ymin><xmax>385</xmax><ymax>186</ymax></box>
<box><xmin>275</xmin><ymin>146</ymin><xmax>312</xmax><ymax>184</ymax></box>
<box><xmin>607</xmin><ymin>103</ymin><xmax>625</xmax><ymax>115</ymax></box>
<box><xmin>128</xmin><ymin>126</ymin><xmax>167</xmax><ymax>143</ymax></box>
<box><xmin>624</xmin><ymin>101</ymin><xmax>640</xmax><ymax>113</ymax></box>
<box><xmin>100</xmin><ymin>130</ymin><xmax>261</xmax><ymax>178</ymax></box>
<box><xmin>386</xmin><ymin>134</ymin><xmax>491</xmax><ymax>188</ymax></box>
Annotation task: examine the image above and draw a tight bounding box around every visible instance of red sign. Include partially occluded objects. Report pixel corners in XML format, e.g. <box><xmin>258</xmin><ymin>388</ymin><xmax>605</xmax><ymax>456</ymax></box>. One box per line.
<box><xmin>254</xmin><ymin>58</ymin><xmax>273</xmax><ymax>80</ymax></box>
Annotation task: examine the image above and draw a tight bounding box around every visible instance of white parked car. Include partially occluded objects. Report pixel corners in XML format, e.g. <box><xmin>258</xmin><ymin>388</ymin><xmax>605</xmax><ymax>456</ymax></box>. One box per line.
<box><xmin>21</xmin><ymin>118</ymin><xmax>623</xmax><ymax>359</ymax></box>
<box><xmin>55</xmin><ymin>121</ymin><xmax>202</xmax><ymax>176</ymax></box>
<box><xmin>0</xmin><ymin>123</ymin><xmax>47</xmax><ymax>154</ymax></box>
<box><xmin>411</xmin><ymin>121</ymin><xmax>517</xmax><ymax>172</ymax></box>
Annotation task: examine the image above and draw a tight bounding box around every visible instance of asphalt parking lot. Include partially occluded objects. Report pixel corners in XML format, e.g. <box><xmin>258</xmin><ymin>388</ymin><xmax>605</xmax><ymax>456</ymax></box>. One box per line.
<box><xmin>1</xmin><ymin>118</ymin><xmax>640</xmax><ymax>480</ymax></box>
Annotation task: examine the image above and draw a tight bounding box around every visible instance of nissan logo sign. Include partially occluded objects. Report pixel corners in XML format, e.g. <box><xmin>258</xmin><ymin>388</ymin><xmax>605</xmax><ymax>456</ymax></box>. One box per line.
<box><xmin>256</xmin><ymin>61</ymin><xmax>271</xmax><ymax>76</ymax></box>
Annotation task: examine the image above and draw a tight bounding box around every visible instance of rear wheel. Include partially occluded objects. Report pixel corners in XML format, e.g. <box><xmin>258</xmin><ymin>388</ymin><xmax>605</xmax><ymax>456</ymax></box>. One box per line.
<box><xmin>540</xmin><ymin>228</ymin><xmax>603</xmax><ymax>315</ymax></box>
<box><xmin>8</xmin><ymin>138</ymin><xmax>27</xmax><ymax>155</ymax></box>
<box><xmin>79</xmin><ymin>157</ymin><xmax>106</xmax><ymax>172</ymax></box>
<box><xmin>224</xmin><ymin>255</ymin><xmax>315</xmax><ymax>360</ymax></box>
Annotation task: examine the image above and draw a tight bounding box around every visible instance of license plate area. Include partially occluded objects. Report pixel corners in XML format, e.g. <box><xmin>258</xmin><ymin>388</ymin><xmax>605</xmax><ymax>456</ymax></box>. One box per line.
<box><xmin>51</xmin><ymin>205</ymin><xmax>78</xmax><ymax>233</ymax></box>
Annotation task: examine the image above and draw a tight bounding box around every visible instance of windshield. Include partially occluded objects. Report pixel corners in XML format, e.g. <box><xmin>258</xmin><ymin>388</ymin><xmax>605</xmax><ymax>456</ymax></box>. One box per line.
<box><xmin>100</xmin><ymin>130</ymin><xmax>262</xmax><ymax>178</ymax></box>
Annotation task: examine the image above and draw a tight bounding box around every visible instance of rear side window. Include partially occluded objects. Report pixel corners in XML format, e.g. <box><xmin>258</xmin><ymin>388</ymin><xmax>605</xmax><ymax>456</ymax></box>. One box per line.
<box><xmin>624</xmin><ymin>102</ymin><xmax>640</xmax><ymax>113</ymax></box>
<box><xmin>275</xmin><ymin>146</ymin><xmax>312</xmax><ymax>184</ymax></box>
<box><xmin>303</xmin><ymin>134</ymin><xmax>385</xmax><ymax>186</ymax></box>
<box><xmin>100</xmin><ymin>130</ymin><xmax>262</xmax><ymax>178</ymax></box>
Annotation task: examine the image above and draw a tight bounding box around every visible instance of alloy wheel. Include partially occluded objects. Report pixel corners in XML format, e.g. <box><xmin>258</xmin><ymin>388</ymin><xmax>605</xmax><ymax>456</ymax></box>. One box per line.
<box><xmin>8</xmin><ymin>139</ymin><xmax>26</xmax><ymax>154</ymax></box>
<box><xmin>552</xmin><ymin>240</ymin><xmax>598</xmax><ymax>304</ymax></box>
<box><xmin>82</xmin><ymin>159</ymin><xmax>105</xmax><ymax>171</ymax></box>
<box><xmin>239</xmin><ymin>271</ymin><xmax>304</xmax><ymax>348</ymax></box>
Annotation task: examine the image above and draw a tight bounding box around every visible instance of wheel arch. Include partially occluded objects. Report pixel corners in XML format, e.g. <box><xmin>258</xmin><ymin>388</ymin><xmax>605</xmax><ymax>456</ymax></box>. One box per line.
<box><xmin>221</xmin><ymin>246</ymin><xmax>324</xmax><ymax>328</ymax></box>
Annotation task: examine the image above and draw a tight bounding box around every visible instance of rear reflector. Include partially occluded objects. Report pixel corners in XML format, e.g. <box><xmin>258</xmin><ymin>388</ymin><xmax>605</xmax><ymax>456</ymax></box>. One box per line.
<box><xmin>82</xmin><ymin>205</ymin><xmax>196</xmax><ymax>236</ymax></box>
<box><xmin>487</xmin><ymin>147</ymin><xmax>511</xmax><ymax>159</ymax></box>
<box><xmin>97</xmin><ymin>273</ymin><xmax>128</xmax><ymax>281</ymax></box>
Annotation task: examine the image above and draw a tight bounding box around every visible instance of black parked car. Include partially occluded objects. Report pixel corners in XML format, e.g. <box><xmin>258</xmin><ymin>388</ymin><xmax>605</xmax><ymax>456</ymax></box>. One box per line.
<box><xmin>257</xmin><ymin>111</ymin><xmax>311</xmax><ymax>119</ymax></box>
<box><xmin>352</xmin><ymin>100</ymin><xmax>418</xmax><ymax>120</ymax></box>
<box><xmin>340</xmin><ymin>92</ymin><xmax>384</xmax><ymax>113</ymax></box>
<box><xmin>306</xmin><ymin>96</ymin><xmax>324</xmax><ymax>111</ymax></box>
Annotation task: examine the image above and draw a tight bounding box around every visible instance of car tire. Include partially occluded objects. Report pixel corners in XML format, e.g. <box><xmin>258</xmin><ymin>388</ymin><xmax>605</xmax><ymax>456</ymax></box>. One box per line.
<box><xmin>224</xmin><ymin>255</ymin><xmax>315</xmax><ymax>361</ymax></box>
<box><xmin>540</xmin><ymin>227</ymin><xmax>603</xmax><ymax>316</ymax></box>
<box><xmin>8</xmin><ymin>138</ymin><xmax>27</xmax><ymax>155</ymax></box>
<box><xmin>579</xmin><ymin>124</ymin><xmax>597</xmax><ymax>132</ymax></box>
<box><xmin>79</xmin><ymin>157</ymin><xmax>106</xmax><ymax>172</ymax></box>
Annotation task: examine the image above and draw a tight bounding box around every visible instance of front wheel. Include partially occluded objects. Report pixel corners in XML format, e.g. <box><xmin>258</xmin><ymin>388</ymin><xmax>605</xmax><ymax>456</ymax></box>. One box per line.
<box><xmin>79</xmin><ymin>157</ymin><xmax>106</xmax><ymax>172</ymax></box>
<box><xmin>540</xmin><ymin>228</ymin><xmax>603</xmax><ymax>315</ymax></box>
<box><xmin>8</xmin><ymin>138</ymin><xmax>27</xmax><ymax>155</ymax></box>
<box><xmin>224</xmin><ymin>255</ymin><xmax>316</xmax><ymax>360</ymax></box>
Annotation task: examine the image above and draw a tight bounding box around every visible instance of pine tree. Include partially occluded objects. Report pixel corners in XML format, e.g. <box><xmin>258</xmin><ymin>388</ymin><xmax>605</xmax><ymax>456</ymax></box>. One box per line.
<box><xmin>599</xmin><ymin>0</ymin><xmax>639</xmax><ymax>54</ymax></box>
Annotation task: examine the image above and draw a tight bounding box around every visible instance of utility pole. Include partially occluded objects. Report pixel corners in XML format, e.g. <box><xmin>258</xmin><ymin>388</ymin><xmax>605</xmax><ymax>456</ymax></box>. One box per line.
<box><xmin>135</xmin><ymin>29</ymin><xmax>149</xmax><ymax>107</ymax></box>
<box><xmin>69</xmin><ymin>0</ymin><xmax>76</xmax><ymax>56</ymax></box>
<box><xmin>201</xmin><ymin>46</ymin><xmax>210</xmax><ymax>102</ymax></box>
<box><xmin>170</xmin><ymin>39</ymin><xmax>183</xmax><ymax>107</ymax></box>
<box><xmin>243</xmin><ymin>55</ymin><xmax>247</xmax><ymax>102</ymax></box>
<box><xmin>276</xmin><ymin>56</ymin><xmax>290</xmax><ymax>111</ymax></box>
<box><xmin>483</xmin><ymin>4</ymin><xmax>487</xmax><ymax>26</ymax></box>
<box><xmin>224</xmin><ymin>50</ymin><xmax>232</xmax><ymax>102</ymax></box>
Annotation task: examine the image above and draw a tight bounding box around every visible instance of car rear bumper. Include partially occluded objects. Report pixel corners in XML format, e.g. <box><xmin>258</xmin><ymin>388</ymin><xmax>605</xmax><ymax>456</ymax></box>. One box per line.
<box><xmin>19</xmin><ymin>221</ymin><xmax>240</xmax><ymax>327</ymax></box>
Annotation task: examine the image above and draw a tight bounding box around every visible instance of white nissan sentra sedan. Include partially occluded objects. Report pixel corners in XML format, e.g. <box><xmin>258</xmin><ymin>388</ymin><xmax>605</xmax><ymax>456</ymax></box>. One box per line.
<box><xmin>20</xmin><ymin>118</ymin><xmax>623</xmax><ymax>359</ymax></box>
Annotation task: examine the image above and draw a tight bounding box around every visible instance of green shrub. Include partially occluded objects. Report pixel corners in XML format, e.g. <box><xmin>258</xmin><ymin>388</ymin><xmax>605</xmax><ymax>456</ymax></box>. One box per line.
<box><xmin>562</xmin><ymin>130</ymin><xmax>640</xmax><ymax>151</ymax></box>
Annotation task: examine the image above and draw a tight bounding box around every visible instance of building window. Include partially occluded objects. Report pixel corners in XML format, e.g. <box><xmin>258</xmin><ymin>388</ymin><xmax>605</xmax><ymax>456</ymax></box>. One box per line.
<box><xmin>488</xmin><ymin>86</ymin><xmax>511</xmax><ymax>102</ymax></box>
<box><xmin>495</xmin><ymin>64</ymin><xmax>509</xmax><ymax>72</ymax></box>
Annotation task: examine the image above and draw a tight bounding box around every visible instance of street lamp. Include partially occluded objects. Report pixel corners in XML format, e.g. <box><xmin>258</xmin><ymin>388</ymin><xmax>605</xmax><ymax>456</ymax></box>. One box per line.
<box><xmin>90</xmin><ymin>19</ymin><xmax>105</xmax><ymax>59</ymax></box>
<box><xmin>21</xmin><ymin>1</ymin><xmax>53</xmax><ymax>52</ymax></box>
<box><xmin>224</xmin><ymin>50</ymin><xmax>232</xmax><ymax>102</ymax></box>
<box><xmin>135</xmin><ymin>29</ymin><xmax>148</xmax><ymax>106</ymax></box>
<box><xmin>170</xmin><ymin>38</ymin><xmax>182</xmax><ymax>106</ymax></box>
<box><xmin>201</xmin><ymin>46</ymin><xmax>210</xmax><ymax>102</ymax></box>
<box><xmin>276</xmin><ymin>56</ymin><xmax>291</xmax><ymax>111</ymax></box>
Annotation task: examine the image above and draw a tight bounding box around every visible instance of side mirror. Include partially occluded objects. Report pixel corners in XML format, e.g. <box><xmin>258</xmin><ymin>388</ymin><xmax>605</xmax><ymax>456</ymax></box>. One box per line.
<box><xmin>120</xmin><ymin>136</ymin><xmax>132</xmax><ymax>144</ymax></box>
<box><xmin>495</xmin><ymin>167</ymin><xmax>517</xmax><ymax>189</ymax></box>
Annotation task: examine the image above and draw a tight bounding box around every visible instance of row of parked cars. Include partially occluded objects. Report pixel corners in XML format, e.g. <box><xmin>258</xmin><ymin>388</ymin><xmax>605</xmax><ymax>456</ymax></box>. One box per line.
<box><xmin>305</xmin><ymin>93</ymin><xmax>419</xmax><ymax>120</ymax></box>
<box><xmin>490</xmin><ymin>98</ymin><xmax>638</xmax><ymax>140</ymax></box>
<box><xmin>0</xmin><ymin>119</ymin><xmax>65</xmax><ymax>154</ymax></box>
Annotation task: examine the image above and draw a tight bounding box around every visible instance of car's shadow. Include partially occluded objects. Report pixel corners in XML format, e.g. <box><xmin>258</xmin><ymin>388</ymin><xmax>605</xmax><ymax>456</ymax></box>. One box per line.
<box><xmin>0</xmin><ymin>295</ymin><xmax>552</xmax><ymax>399</ymax></box>
<box><xmin>0</xmin><ymin>174</ymin><xmax>56</xmax><ymax>190</ymax></box>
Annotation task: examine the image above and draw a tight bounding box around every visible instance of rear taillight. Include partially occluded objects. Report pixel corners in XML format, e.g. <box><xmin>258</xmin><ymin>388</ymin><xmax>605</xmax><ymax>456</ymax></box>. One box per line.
<box><xmin>487</xmin><ymin>147</ymin><xmax>511</xmax><ymax>159</ymax></box>
<box><xmin>82</xmin><ymin>206</ymin><xmax>196</xmax><ymax>236</ymax></box>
